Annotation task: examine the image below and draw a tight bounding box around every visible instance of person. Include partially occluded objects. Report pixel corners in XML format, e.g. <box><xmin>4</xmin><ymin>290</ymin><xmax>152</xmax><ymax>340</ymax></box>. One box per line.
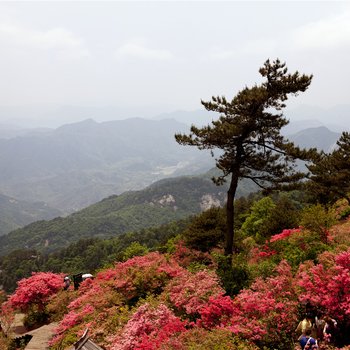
<box><xmin>315</xmin><ymin>312</ymin><xmax>326</xmax><ymax>342</ymax></box>
<box><xmin>63</xmin><ymin>276</ymin><xmax>71</xmax><ymax>290</ymax></box>
<box><xmin>299</xmin><ymin>328</ymin><xmax>318</xmax><ymax>350</ymax></box>
<box><xmin>323</xmin><ymin>316</ymin><xmax>337</xmax><ymax>344</ymax></box>
<box><xmin>296</xmin><ymin>313</ymin><xmax>314</xmax><ymax>338</ymax></box>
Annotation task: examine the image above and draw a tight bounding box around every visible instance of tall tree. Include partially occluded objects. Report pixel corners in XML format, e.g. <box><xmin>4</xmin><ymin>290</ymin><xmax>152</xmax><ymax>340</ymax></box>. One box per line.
<box><xmin>175</xmin><ymin>59</ymin><xmax>314</xmax><ymax>255</ymax></box>
<box><xmin>307</xmin><ymin>131</ymin><xmax>350</xmax><ymax>204</ymax></box>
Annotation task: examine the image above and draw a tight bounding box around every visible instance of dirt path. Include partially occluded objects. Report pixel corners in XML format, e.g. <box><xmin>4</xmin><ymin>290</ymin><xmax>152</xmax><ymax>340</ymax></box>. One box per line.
<box><xmin>24</xmin><ymin>322</ymin><xmax>58</xmax><ymax>350</ymax></box>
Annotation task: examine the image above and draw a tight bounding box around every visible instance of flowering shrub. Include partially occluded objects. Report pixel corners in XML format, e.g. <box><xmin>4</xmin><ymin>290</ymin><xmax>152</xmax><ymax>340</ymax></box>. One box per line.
<box><xmin>297</xmin><ymin>249</ymin><xmax>350</xmax><ymax>322</ymax></box>
<box><xmin>269</xmin><ymin>228</ymin><xmax>301</xmax><ymax>242</ymax></box>
<box><xmin>198</xmin><ymin>294</ymin><xmax>234</xmax><ymax>328</ymax></box>
<box><xmin>9</xmin><ymin>272</ymin><xmax>64</xmax><ymax>312</ymax></box>
<box><xmin>249</xmin><ymin>245</ymin><xmax>277</xmax><ymax>264</ymax></box>
<box><xmin>109</xmin><ymin>303</ymin><xmax>186</xmax><ymax>350</ymax></box>
<box><xmin>46</xmin><ymin>289</ymin><xmax>78</xmax><ymax>322</ymax></box>
<box><xmin>50</xmin><ymin>278</ymin><xmax>125</xmax><ymax>348</ymax></box>
<box><xmin>106</xmin><ymin>252</ymin><xmax>184</xmax><ymax>302</ymax></box>
<box><xmin>248</xmin><ymin>227</ymin><xmax>330</xmax><ymax>271</ymax></box>
<box><xmin>230</xmin><ymin>260</ymin><xmax>298</xmax><ymax>348</ymax></box>
<box><xmin>163</xmin><ymin>269</ymin><xmax>224</xmax><ymax>317</ymax></box>
<box><xmin>162</xmin><ymin>328</ymin><xmax>259</xmax><ymax>350</ymax></box>
<box><xmin>51</xmin><ymin>252</ymin><xmax>184</xmax><ymax>349</ymax></box>
<box><xmin>8</xmin><ymin>217</ymin><xmax>350</xmax><ymax>350</ymax></box>
<box><xmin>171</xmin><ymin>242</ymin><xmax>215</xmax><ymax>269</ymax></box>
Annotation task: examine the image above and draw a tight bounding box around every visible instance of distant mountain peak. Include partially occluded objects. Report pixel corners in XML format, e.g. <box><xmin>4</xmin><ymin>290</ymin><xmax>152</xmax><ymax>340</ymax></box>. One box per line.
<box><xmin>56</xmin><ymin>118</ymin><xmax>98</xmax><ymax>132</ymax></box>
<box><xmin>288</xmin><ymin>126</ymin><xmax>340</xmax><ymax>152</ymax></box>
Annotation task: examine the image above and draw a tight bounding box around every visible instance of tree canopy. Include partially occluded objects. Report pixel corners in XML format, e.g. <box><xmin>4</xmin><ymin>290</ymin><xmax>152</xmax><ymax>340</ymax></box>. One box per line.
<box><xmin>307</xmin><ymin>131</ymin><xmax>350</xmax><ymax>204</ymax></box>
<box><xmin>175</xmin><ymin>59</ymin><xmax>315</xmax><ymax>255</ymax></box>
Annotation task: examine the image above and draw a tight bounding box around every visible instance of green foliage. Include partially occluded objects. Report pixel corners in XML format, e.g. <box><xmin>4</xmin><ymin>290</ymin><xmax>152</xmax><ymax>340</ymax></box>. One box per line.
<box><xmin>241</xmin><ymin>197</ymin><xmax>276</xmax><ymax>242</ymax></box>
<box><xmin>0</xmin><ymin>219</ymin><xmax>189</xmax><ymax>293</ymax></box>
<box><xmin>122</xmin><ymin>242</ymin><xmax>149</xmax><ymax>261</ymax></box>
<box><xmin>300</xmin><ymin>204</ymin><xmax>336</xmax><ymax>241</ymax></box>
<box><xmin>264</xmin><ymin>192</ymin><xmax>303</xmax><ymax>234</ymax></box>
<box><xmin>0</xmin><ymin>174</ymin><xmax>229</xmax><ymax>256</ymax></box>
<box><xmin>182</xmin><ymin>207</ymin><xmax>226</xmax><ymax>252</ymax></box>
<box><xmin>163</xmin><ymin>235</ymin><xmax>183</xmax><ymax>254</ymax></box>
<box><xmin>307</xmin><ymin>131</ymin><xmax>350</xmax><ymax>204</ymax></box>
<box><xmin>0</xmin><ymin>249</ymin><xmax>43</xmax><ymax>293</ymax></box>
<box><xmin>233</xmin><ymin>196</ymin><xmax>255</xmax><ymax>229</ymax></box>
<box><xmin>248</xmin><ymin>259</ymin><xmax>277</xmax><ymax>281</ymax></box>
<box><xmin>340</xmin><ymin>206</ymin><xmax>350</xmax><ymax>220</ymax></box>
<box><xmin>214</xmin><ymin>254</ymin><xmax>249</xmax><ymax>296</ymax></box>
<box><xmin>23</xmin><ymin>305</ymin><xmax>49</xmax><ymax>330</ymax></box>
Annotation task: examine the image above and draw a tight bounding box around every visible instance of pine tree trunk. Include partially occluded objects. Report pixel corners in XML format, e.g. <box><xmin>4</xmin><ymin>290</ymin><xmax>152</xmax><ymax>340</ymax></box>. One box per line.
<box><xmin>225</xmin><ymin>174</ymin><xmax>238</xmax><ymax>256</ymax></box>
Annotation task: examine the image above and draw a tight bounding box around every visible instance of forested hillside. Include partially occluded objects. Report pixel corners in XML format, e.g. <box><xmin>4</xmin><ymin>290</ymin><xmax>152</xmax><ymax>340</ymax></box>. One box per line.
<box><xmin>0</xmin><ymin>172</ymin><xmax>256</xmax><ymax>256</ymax></box>
<box><xmin>0</xmin><ymin>193</ymin><xmax>61</xmax><ymax>236</ymax></box>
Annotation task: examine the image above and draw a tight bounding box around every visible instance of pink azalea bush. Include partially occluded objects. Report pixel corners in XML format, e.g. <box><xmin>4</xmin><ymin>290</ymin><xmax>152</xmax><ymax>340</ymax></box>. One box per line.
<box><xmin>109</xmin><ymin>303</ymin><xmax>186</xmax><ymax>350</ymax></box>
<box><xmin>9</xmin><ymin>272</ymin><xmax>64</xmax><ymax>312</ymax></box>
<box><xmin>163</xmin><ymin>269</ymin><xmax>224</xmax><ymax>317</ymax></box>
<box><xmin>171</xmin><ymin>242</ymin><xmax>215</xmax><ymax>269</ymax></box>
<box><xmin>269</xmin><ymin>228</ymin><xmax>301</xmax><ymax>242</ymax></box>
<box><xmin>229</xmin><ymin>260</ymin><xmax>299</xmax><ymax>348</ymax></box>
<box><xmin>297</xmin><ymin>248</ymin><xmax>350</xmax><ymax>322</ymax></box>
<box><xmin>102</xmin><ymin>252</ymin><xmax>184</xmax><ymax>301</ymax></box>
<box><xmin>50</xmin><ymin>252</ymin><xmax>185</xmax><ymax>348</ymax></box>
<box><xmin>197</xmin><ymin>294</ymin><xmax>234</xmax><ymax>328</ymax></box>
<box><xmin>249</xmin><ymin>245</ymin><xmax>277</xmax><ymax>264</ymax></box>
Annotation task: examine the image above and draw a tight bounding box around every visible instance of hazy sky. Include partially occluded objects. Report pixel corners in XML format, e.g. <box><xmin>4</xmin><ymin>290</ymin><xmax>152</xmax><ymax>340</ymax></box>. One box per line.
<box><xmin>1</xmin><ymin>1</ymin><xmax>350</xmax><ymax>123</ymax></box>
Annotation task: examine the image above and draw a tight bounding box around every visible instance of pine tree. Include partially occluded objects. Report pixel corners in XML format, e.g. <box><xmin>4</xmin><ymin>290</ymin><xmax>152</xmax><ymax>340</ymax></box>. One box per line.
<box><xmin>175</xmin><ymin>59</ymin><xmax>314</xmax><ymax>255</ymax></box>
<box><xmin>307</xmin><ymin>131</ymin><xmax>350</xmax><ymax>204</ymax></box>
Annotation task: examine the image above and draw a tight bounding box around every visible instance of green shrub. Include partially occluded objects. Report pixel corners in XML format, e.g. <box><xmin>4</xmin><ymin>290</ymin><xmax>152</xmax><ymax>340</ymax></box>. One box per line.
<box><xmin>214</xmin><ymin>254</ymin><xmax>249</xmax><ymax>296</ymax></box>
<box><xmin>23</xmin><ymin>305</ymin><xmax>49</xmax><ymax>330</ymax></box>
<box><xmin>241</xmin><ymin>197</ymin><xmax>276</xmax><ymax>243</ymax></box>
<box><xmin>339</xmin><ymin>206</ymin><xmax>350</xmax><ymax>220</ymax></box>
<box><xmin>248</xmin><ymin>259</ymin><xmax>277</xmax><ymax>281</ymax></box>
<box><xmin>182</xmin><ymin>207</ymin><xmax>226</xmax><ymax>252</ymax></box>
<box><xmin>300</xmin><ymin>204</ymin><xmax>336</xmax><ymax>242</ymax></box>
<box><xmin>122</xmin><ymin>242</ymin><xmax>149</xmax><ymax>261</ymax></box>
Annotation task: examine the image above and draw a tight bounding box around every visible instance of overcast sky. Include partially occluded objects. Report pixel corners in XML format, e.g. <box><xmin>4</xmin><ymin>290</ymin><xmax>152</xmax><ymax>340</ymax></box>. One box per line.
<box><xmin>0</xmin><ymin>1</ymin><xmax>350</xmax><ymax>125</ymax></box>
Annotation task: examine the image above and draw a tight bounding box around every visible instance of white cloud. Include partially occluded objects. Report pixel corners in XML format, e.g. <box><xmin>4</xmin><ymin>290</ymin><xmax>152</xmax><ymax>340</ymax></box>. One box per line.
<box><xmin>0</xmin><ymin>22</ymin><xmax>90</xmax><ymax>57</ymax></box>
<box><xmin>205</xmin><ymin>39</ymin><xmax>276</xmax><ymax>61</ymax></box>
<box><xmin>207</xmin><ymin>47</ymin><xmax>237</xmax><ymax>60</ymax></box>
<box><xmin>115</xmin><ymin>42</ymin><xmax>173</xmax><ymax>61</ymax></box>
<box><xmin>292</xmin><ymin>9</ymin><xmax>350</xmax><ymax>49</ymax></box>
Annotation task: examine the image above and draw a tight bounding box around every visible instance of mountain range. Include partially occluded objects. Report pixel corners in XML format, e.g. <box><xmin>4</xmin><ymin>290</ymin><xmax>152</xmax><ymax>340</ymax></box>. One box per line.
<box><xmin>0</xmin><ymin>118</ymin><xmax>213</xmax><ymax>213</ymax></box>
<box><xmin>0</xmin><ymin>114</ymin><xmax>344</xmax><ymax>237</ymax></box>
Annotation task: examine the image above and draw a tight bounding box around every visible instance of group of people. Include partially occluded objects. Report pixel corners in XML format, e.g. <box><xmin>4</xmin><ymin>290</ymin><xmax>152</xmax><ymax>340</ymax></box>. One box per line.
<box><xmin>296</xmin><ymin>312</ymin><xmax>338</xmax><ymax>349</ymax></box>
<box><xmin>63</xmin><ymin>273</ymin><xmax>94</xmax><ymax>291</ymax></box>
